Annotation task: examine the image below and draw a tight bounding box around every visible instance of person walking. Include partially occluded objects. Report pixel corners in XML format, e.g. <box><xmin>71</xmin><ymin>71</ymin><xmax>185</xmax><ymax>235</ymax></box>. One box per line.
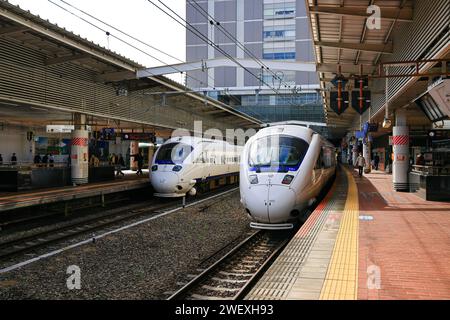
<box><xmin>136</xmin><ymin>152</ymin><xmax>144</xmax><ymax>176</ymax></box>
<box><xmin>131</xmin><ymin>152</ymin><xmax>144</xmax><ymax>176</ymax></box>
<box><xmin>356</xmin><ymin>152</ymin><xmax>366</xmax><ymax>177</ymax></box>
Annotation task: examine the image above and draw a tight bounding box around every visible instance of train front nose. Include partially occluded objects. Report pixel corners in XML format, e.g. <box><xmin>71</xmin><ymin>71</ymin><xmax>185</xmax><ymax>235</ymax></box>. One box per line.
<box><xmin>243</xmin><ymin>185</ymin><xmax>296</xmax><ymax>223</ymax></box>
<box><xmin>151</xmin><ymin>171</ymin><xmax>180</xmax><ymax>194</ymax></box>
<box><xmin>266</xmin><ymin>186</ymin><xmax>296</xmax><ymax>223</ymax></box>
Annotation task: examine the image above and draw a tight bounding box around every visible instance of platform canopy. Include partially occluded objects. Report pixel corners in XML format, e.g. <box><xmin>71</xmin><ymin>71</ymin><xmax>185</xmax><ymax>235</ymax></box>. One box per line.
<box><xmin>305</xmin><ymin>0</ymin><xmax>450</xmax><ymax>138</ymax></box>
<box><xmin>0</xmin><ymin>0</ymin><xmax>262</xmax><ymax>135</ymax></box>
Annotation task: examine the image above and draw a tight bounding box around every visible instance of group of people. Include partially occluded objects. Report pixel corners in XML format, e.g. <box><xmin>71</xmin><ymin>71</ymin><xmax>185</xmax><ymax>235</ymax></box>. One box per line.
<box><xmin>109</xmin><ymin>152</ymin><xmax>144</xmax><ymax>176</ymax></box>
<box><xmin>0</xmin><ymin>153</ymin><xmax>17</xmax><ymax>166</ymax></box>
<box><xmin>33</xmin><ymin>153</ymin><xmax>55</xmax><ymax>167</ymax></box>
<box><xmin>0</xmin><ymin>150</ymin><xmax>146</xmax><ymax>176</ymax></box>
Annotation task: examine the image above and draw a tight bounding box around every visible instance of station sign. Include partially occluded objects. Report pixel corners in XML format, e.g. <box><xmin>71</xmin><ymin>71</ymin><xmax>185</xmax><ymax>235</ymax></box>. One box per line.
<box><xmin>351</xmin><ymin>90</ymin><xmax>371</xmax><ymax>115</ymax></box>
<box><xmin>46</xmin><ymin>125</ymin><xmax>74</xmax><ymax>133</ymax></box>
<box><xmin>330</xmin><ymin>91</ymin><xmax>349</xmax><ymax>115</ymax></box>
<box><xmin>121</xmin><ymin>132</ymin><xmax>155</xmax><ymax>142</ymax></box>
<box><xmin>46</xmin><ymin>125</ymin><xmax>92</xmax><ymax>133</ymax></box>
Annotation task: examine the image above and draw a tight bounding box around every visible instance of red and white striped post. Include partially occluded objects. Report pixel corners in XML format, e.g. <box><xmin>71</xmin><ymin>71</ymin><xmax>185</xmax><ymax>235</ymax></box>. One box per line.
<box><xmin>393</xmin><ymin>110</ymin><xmax>409</xmax><ymax>191</ymax></box>
<box><xmin>71</xmin><ymin>114</ymin><xmax>89</xmax><ymax>185</ymax></box>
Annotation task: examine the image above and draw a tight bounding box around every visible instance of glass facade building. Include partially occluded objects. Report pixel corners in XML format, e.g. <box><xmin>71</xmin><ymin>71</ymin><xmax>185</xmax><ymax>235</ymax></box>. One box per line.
<box><xmin>186</xmin><ymin>0</ymin><xmax>325</xmax><ymax>127</ymax></box>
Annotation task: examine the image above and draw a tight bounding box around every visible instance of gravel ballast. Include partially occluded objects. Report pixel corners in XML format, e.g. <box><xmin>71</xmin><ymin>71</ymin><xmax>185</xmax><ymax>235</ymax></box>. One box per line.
<box><xmin>0</xmin><ymin>190</ymin><xmax>252</xmax><ymax>299</ymax></box>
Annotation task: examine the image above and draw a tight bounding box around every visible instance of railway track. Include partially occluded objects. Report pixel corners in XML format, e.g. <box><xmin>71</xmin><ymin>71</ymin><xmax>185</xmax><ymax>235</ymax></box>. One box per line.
<box><xmin>0</xmin><ymin>186</ymin><xmax>238</xmax><ymax>261</ymax></box>
<box><xmin>168</xmin><ymin>230</ymin><xmax>292</xmax><ymax>300</ymax></box>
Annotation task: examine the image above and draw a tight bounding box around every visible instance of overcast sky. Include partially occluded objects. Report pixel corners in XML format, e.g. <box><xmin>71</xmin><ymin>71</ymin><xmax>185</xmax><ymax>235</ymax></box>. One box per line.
<box><xmin>9</xmin><ymin>0</ymin><xmax>187</xmax><ymax>82</ymax></box>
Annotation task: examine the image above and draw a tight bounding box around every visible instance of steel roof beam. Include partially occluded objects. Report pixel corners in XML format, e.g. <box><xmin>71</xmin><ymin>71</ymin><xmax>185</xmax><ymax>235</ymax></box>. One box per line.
<box><xmin>317</xmin><ymin>63</ymin><xmax>375</xmax><ymax>74</ymax></box>
<box><xmin>309</xmin><ymin>6</ymin><xmax>413</xmax><ymax>22</ymax></box>
<box><xmin>315</xmin><ymin>41</ymin><xmax>393</xmax><ymax>54</ymax></box>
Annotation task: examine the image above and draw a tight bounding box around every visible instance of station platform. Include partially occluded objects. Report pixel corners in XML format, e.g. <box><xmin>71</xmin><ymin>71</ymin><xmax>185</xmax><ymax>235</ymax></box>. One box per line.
<box><xmin>246</xmin><ymin>166</ymin><xmax>450</xmax><ymax>300</ymax></box>
<box><xmin>0</xmin><ymin>170</ymin><xmax>150</xmax><ymax>212</ymax></box>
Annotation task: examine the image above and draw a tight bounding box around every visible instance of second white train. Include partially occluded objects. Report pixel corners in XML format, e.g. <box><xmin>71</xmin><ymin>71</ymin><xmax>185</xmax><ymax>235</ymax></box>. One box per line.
<box><xmin>240</xmin><ymin>124</ymin><xmax>336</xmax><ymax>230</ymax></box>
<box><xmin>151</xmin><ymin>136</ymin><xmax>242</xmax><ymax>197</ymax></box>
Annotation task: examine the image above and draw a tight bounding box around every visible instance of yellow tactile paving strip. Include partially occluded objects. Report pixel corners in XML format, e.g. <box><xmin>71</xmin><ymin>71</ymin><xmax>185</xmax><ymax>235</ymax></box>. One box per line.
<box><xmin>319</xmin><ymin>167</ymin><xmax>359</xmax><ymax>300</ymax></box>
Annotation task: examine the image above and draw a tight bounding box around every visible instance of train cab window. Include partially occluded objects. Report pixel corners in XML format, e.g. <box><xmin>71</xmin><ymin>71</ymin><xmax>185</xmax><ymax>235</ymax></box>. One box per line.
<box><xmin>155</xmin><ymin>143</ymin><xmax>193</xmax><ymax>164</ymax></box>
<box><xmin>248</xmin><ymin>135</ymin><xmax>309</xmax><ymax>172</ymax></box>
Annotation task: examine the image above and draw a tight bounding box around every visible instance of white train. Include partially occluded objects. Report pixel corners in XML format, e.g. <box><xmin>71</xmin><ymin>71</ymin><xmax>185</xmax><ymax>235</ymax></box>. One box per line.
<box><xmin>150</xmin><ymin>136</ymin><xmax>242</xmax><ymax>197</ymax></box>
<box><xmin>240</xmin><ymin>124</ymin><xmax>336</xmax><ymax>230</ymax></box>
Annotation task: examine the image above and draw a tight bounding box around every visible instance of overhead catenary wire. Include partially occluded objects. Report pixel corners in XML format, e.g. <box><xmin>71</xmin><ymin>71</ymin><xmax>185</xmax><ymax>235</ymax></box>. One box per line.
<box><xmin>147</xmin><ymin>0</ymin><xmax>284</xmax><ymax>96</ymax></box>
<box><xmin>48</xmin><ymin>0</ymin><xmax>209</xmax><ymax>88</ymax></box>
<box><xmin>53</xmin><ymin>0</ymin><xmax>218</xmax><ymax>87</ymax></box>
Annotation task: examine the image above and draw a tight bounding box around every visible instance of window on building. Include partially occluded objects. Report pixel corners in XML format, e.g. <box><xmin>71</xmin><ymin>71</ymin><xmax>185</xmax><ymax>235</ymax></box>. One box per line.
<box><xmin>263</xmin><ymin>52</ymin><xmax>296</xmax><ymax>60</ymax></box>
<box><xmin>264</xmin><ymin>2</ymin><xmax>296</xmax><ymax>19</ymax></box>
<box><xmin>263</xmin><ymin>21</ymin><xmax>295</xmax><ymax>40</ymax></box>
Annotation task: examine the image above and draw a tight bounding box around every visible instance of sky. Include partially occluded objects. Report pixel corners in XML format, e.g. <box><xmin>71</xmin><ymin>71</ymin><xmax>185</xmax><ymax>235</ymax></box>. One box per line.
<box><xmin>8</xmin><ymin>0</ymin><xmax>187</xmax><ymax>83</ymax></box>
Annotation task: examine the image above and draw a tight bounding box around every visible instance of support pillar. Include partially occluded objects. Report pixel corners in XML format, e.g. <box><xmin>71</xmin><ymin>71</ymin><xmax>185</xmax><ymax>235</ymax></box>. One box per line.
<box><xmin>71</xmin><ymin>113</ymin><xmax>89</xmax><ymax>185</ymax></box>
<box><xmin>363</xmin><ymin>140</ymin><xmax>371</xmax><ymax>173</ymax></box>
<box><xmin>393</xmin><ymin>109</ymin><xmax>409</xmax><ymax>191</ymax></box>
<box><xmin>130</xmin><ymin>141</ymin><xmax>139</xmax><ymax>171</ymax></box>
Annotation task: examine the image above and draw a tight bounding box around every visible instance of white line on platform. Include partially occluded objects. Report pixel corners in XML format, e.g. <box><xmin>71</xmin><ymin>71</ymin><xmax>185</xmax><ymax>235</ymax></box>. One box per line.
<box><xmin>0</xmin><ymin>187</ymin><xmax>239</xmax><ymax>274</ymax></box>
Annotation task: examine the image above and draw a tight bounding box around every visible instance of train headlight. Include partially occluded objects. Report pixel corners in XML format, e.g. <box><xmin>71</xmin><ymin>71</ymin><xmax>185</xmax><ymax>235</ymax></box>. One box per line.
<box><xmin>151</xmin><ymin>165</ymin><xmax>158</xmax><ymax>171</ymax></box>
<box><xmin>173</xmin><ymin>165</ymin><xmax>183</xmax><ymax>172</ymax></box>
<box><xmin>249</xmin><ymin>174</ymin><xmax>258</xmax><ymax>184</ymax></box>
<box><xmin>282</xmin><ymin>175</ymin><xmax>294</xmax><ymax>185</ymax></box>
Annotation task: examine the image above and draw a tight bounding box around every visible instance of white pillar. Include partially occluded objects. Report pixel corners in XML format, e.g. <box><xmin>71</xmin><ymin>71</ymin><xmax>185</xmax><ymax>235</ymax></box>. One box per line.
<box><xmin>71</xmin><ymin>114</ymin><xmax>89</xmax><ymax>185</ymax></box>
<box><xmin>363</xmin><ymin>140</ymin><xmax>371</xmax><ymax>173</ymax></box>
<box><xmin>130</xmin><ymin>141</ymin><xmax>139</xmax><ymax>171</ymax></box>
<box><xmin>393</xmin><ymin>109</ymin><xmax>409</xmax><ymax>191</ymax></box>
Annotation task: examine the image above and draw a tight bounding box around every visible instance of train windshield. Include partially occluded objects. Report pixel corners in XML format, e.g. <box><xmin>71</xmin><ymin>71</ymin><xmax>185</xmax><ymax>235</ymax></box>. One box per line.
<box><xmin>155</xmin><ymin>142</ymin><xmax>193</xmax><ymax>164</ymax></box>
<box><xmin>248</xmin><ymin>135</ymin><xmax>309</xmax><ymax>172</ymax></box>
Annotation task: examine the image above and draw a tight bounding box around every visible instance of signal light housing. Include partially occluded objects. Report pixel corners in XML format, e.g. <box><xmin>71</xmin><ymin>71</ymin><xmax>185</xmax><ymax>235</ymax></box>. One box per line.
<box><xmin>249</xmin><ymin>175</ymin><xmax>258</xmax><ymax>184</ymax></box>
<box><xmin>282</xmin><ymin>174</ymin><xmax>294</xmax><ymax>185</ymax></box>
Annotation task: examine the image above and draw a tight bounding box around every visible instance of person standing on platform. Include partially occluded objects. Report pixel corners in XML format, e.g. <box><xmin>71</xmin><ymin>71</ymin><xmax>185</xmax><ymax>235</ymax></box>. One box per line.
<box><xmin>374</xmin><ymin>154</ymin><xmax>380</xmax><ymax>171</ymax></box>
<box><xmin>34</xmin><ymin>154</ymin><xmax>41</xmax><ymax>166</ymax></box>
<box><xmin>356</xmin><ymin>152</ymin><xmax>366</xmax><ymax>177</ymax></box>
<box><xmin>49</xmin><ymin>154</ymin><xmax>55</xmax><ymax>167</ymax></box>
<box><xmin>116</xmin><ymin>154</ymin><xmax>125</xmax><ymax>176</ymax></box>
<box><xmin>0</xmin><ymin>154</ymin><xmax>3</xmax><ymax>165</ymax></box>
<box><xmin>11</xmin><ymin>153</ymin><xmax>17</xmax><ymax>166</ymax></box>
<box><xmin>42</xmin><ymin>153</ymin><xmax>49</xmax><ymax>167</ymax></box>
